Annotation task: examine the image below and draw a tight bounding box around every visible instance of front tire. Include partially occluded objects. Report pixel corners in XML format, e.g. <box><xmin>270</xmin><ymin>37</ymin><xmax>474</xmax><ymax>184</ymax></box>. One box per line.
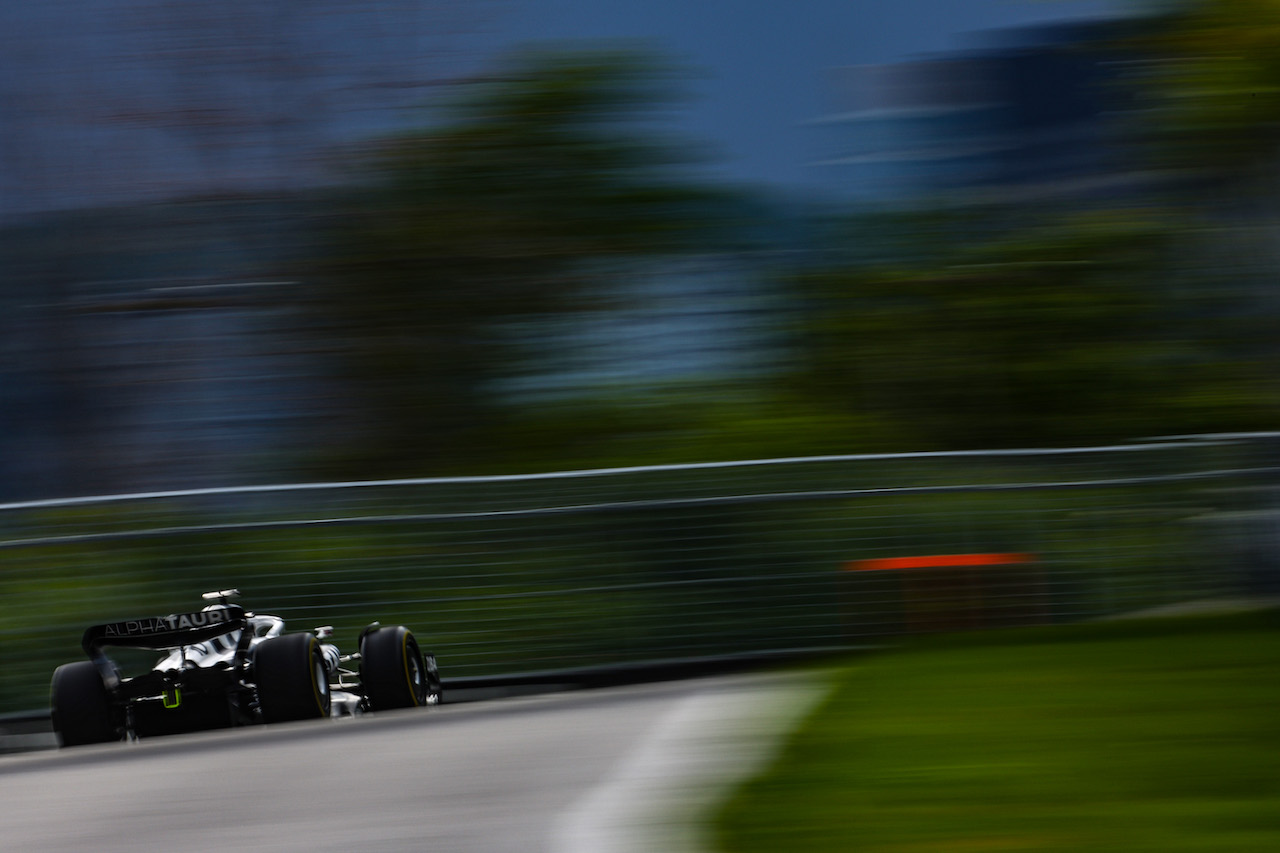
<box><xmin>361</xmin><ymin>626</ymin><xmax>429</xmax><ymax>710</ymax></box>
<box><xmin>51</xmin><ymin>661</ymin><xmax>119</xmax><ymax>747</ymax></box>
<box><xmin>254</xmin><ymin>633</ymin><xmax>331</xmax><ymax>723</ymax></box>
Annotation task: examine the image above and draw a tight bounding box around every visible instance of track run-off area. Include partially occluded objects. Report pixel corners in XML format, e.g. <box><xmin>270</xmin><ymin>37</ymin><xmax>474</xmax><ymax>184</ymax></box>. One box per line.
<box><xmin>0</xmin><ymin>672</ymin><xmax>826</xmax><ymax>853</ymax></box>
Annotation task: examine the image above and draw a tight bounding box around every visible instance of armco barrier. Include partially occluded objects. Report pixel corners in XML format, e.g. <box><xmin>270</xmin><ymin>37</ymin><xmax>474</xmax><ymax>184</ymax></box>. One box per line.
<box><xmin>2</xmin><ymin>436</ymin><xmax>1278</xmax><ymax>716</ymax></box>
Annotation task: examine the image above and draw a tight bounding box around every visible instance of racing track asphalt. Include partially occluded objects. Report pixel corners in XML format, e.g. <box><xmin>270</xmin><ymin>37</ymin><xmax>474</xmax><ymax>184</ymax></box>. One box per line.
<box><xmin>0</xmin><ymin>671</ymin><xmax>826</xmax><ymax>853</ymax></box>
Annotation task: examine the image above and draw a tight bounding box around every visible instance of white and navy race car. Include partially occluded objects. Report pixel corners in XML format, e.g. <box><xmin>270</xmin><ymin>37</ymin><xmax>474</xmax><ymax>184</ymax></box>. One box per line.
<box><xmin>50</xmin><ymin>590</ymin><xmax>441</xmax><ymax>747</ymax></box>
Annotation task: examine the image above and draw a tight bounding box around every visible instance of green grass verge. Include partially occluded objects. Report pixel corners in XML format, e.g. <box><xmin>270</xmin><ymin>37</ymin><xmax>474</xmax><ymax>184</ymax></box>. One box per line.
<box><xmin>716</xmin><ymin>608</ymin><xmax>1280</xmax><ymax>852</ymax></box>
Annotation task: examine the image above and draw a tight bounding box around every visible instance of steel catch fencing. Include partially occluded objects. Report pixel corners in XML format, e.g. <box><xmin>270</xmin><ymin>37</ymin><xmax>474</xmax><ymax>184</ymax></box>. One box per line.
<box><xmin>2</xmin><ymin>435</ymin><xmax>1279</xmax><ymax>713</ymax></box>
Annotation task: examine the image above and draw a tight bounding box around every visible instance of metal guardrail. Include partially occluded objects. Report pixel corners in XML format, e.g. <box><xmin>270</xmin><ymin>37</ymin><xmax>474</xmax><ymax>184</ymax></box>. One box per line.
<box><xmin>3</xmin><ymin>436</ymin><xmax>1278</xmax><ymax>716</ymax></box>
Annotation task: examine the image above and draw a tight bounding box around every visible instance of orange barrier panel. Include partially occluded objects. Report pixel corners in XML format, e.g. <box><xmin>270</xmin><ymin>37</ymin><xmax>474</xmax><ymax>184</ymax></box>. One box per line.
<box><xmin>845</xmin><ymin>553</ymin><xmax>1034</xmax><ymax>572</ymax></box>
<box><xmin>840</xmin><ymin>552</ymin><xmax>1045</xmax><ymax>634</ymax></box>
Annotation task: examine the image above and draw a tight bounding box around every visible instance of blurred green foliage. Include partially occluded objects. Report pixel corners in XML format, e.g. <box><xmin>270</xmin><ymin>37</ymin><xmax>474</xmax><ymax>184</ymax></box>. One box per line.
<box><xmin>1137</xmin><ymin>0</ymin><xmax>1280</xmax><ymax>179</ymax></box>
<box><xmin>788</xmin><ymin>205</ymin><xmax>1279</xmax><ymax>450</ymax></box>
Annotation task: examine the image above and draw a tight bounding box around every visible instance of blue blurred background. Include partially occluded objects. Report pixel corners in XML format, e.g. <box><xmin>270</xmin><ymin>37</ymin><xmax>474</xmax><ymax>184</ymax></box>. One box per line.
<box><xmin>1</xmin><ymin>0</ymin><xmax>1275</xmax><ymax>498</ymax></box>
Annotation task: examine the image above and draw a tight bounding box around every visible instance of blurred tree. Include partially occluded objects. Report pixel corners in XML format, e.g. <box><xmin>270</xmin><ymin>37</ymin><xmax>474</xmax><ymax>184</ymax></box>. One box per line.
<box><xmin>1131</xmin><ymin>0</ymin><xmax>1280</xmax><ymax>425</ymax></box>
<box><xmin>309</xmin><ymin>48</ymin><xmax>735</xmax><ymax>476</ymax></box>
<box><xmin>788</xmin><ymin>206</ymin><xmax>1278</xmax><ymax>449</ymax></box>
<box><xmin>1137</xmin><ymin>0</ymin><xmax>1280</xmax><ymax>182</ymax></box>
<box><xmin>780</xmin><ymin>1</ymin><xmax>1280</xmax><ymax>452</ymax></box>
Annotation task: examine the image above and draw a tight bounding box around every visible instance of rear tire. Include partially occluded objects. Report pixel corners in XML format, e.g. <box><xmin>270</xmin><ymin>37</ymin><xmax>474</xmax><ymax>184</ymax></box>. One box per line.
<box><xmin>51</xmin><ymin>661</ymin><xmax>119</xmax><ymax>747</ymax></box>
<box><xmin>254</xmin><ymin>633</ymin><xmax>331</xmax><ymax>723</ymax></box>
<box><xmin>361</xmin><ymin>626</ymin><xmax>428</xmax><ymax>710</ymax></box>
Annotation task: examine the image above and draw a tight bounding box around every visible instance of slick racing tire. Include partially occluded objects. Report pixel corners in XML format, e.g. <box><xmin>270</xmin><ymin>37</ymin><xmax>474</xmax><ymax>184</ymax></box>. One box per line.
<box><xmin>254</xmin><ymin>633</ymin><xmax>331</xmax><ymax>723</ymax></box>
<box><xmin>51</xmin><ymin>661</ymin><xmax>119</xmax><ymax>747</ymax></box>
<box><xmin>360</xmin><ymin>625</ymin><xmax>429</xmax><ymax>710</ymax></box>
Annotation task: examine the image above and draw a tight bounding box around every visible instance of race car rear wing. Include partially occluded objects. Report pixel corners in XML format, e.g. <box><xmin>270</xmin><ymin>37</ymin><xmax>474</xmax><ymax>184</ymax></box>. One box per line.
<box><xmin>81</xmin><ymin>605</ymin><xmax>248</xmax><ymax>657</ymax></box>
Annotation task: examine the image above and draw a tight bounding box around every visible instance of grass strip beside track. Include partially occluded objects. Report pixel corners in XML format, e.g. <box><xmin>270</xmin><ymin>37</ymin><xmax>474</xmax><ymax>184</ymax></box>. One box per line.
<box><xmin>715</xmin><ymin>608</ymin><xmax>1280</xmax><ymax>852</ymax></box>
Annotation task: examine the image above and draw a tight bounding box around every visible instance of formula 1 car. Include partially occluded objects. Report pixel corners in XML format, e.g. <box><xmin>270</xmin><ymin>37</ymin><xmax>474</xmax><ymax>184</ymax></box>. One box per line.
<box><xmin>50</xmin><ymin>590</ymin><xmax>441</xmax><ymax>747</ymax></box>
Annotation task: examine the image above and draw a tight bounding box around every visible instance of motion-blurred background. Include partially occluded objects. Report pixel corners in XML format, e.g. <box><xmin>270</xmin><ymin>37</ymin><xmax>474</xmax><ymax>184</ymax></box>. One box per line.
<box><xmin>3</xmin><ymin>1</ymin><xmax>1279</xmax><ymax>714</ymax></box>
<box><xmin>6</xmin><ymin>0</ymin><xmax>1278</xmax><ymax>497</ymax></box>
